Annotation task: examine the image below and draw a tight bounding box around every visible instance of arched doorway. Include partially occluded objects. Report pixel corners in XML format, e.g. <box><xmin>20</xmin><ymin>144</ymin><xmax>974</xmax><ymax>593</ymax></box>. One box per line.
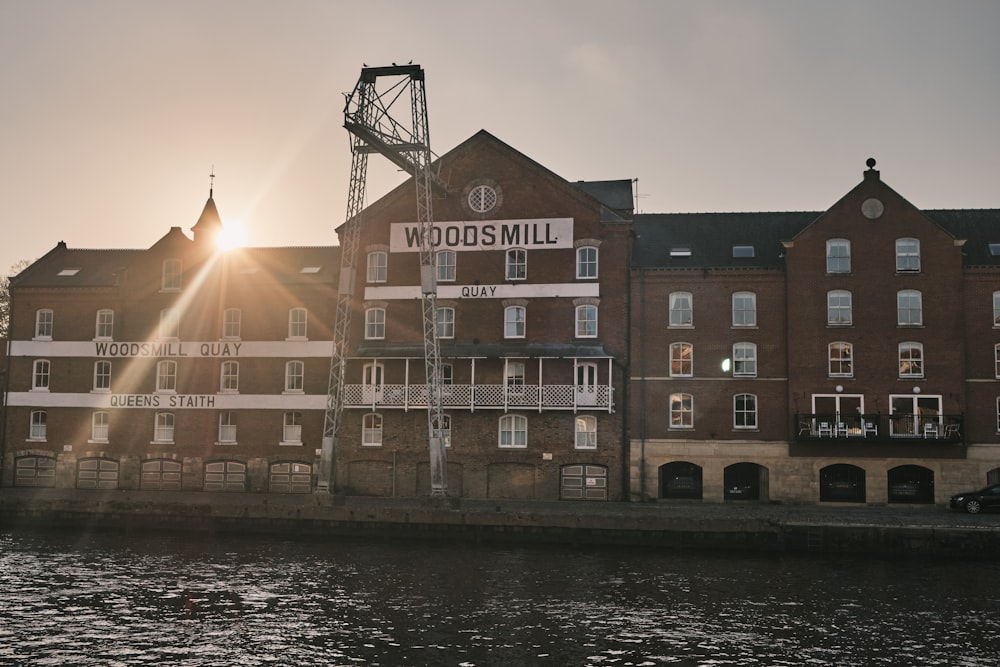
<box><xmin>887</xmin><ymin>465</ymin><xmax>934</xmax><ymax>504</ymax></box>
<box><xmin>724</xmin><ymin>462</ymin><xmax>768</xmax><ymax>501</ymax></box>
<box><xmin>659</xmin><ymin>461</ymin><xmax>702</xmax><ymax>499</ymax></box>
<box><xmin>819</xmin><ymin>463</ymin><xmax>865</xmax><ymax>503</ymax></box>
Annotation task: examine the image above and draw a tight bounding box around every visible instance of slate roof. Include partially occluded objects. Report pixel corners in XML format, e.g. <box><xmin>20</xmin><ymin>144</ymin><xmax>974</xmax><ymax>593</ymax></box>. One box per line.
<box><xmin>573</xmin><ymin>179</ymin><xmax>634</xmax><ymax>219</ymax></box>
<box><xmin>924</xmin><ymin>209</ymin><xmax>1000</xmax><ymax>268</ymax></box>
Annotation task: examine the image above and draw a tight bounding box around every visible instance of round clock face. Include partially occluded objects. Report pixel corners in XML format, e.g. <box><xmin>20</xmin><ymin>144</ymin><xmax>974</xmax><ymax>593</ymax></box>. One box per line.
<box><xmin>861</xmin><ymin>198</ymin><xmax>884</xmax><ymax>220</ymax></box>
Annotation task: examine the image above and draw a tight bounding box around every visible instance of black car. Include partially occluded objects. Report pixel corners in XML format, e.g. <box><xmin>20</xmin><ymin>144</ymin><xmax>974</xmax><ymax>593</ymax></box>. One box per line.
<box><xmin>949</xmin><ymin>484</ymin><xmax>1000</xmax><ymax>514</ymax></box>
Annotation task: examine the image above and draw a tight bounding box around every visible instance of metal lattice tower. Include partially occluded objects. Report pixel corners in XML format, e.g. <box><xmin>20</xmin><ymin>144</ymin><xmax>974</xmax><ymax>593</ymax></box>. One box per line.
<box><xmin>319</xmin><ymin>65</ymin><xmax>449</xmax><ymax>496</ymax></box>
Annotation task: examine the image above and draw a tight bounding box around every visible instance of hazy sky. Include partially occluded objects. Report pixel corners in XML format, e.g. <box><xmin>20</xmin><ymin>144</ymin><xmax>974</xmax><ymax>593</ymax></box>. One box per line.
<box><xmin>2</xmin><ymin>0</ymin><xmax>998</xmax><ymax>274</ymax></box>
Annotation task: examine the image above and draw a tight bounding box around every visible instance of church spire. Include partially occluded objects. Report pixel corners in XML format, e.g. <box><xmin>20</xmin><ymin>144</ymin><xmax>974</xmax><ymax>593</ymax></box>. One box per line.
<box><xmin>191</xmin><ymin>168</ymin><xmax>223</xmax><ymax>246</ymax></box>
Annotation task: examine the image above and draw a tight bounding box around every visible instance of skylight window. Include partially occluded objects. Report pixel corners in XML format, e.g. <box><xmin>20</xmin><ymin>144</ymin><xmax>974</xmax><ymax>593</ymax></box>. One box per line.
<box><xmin>669</xmin><ymin>247</ymin><xmax>692</xmax><ymax>257</ymax></box>
<box><xmin>989</xmin><ymin>243</ymin><xmax>1000</xmax><ymax>257</ymax></box>
<box><xmin>300</xmin><ymin>266</ymin><xmax>321</xmax><ymax>274</ymax></box>
<box><xmin>732</xmin><ymin>245</ymin><xmax>755</xmax><ymax>258</ymax></box>
<box><xmin>57</xmin><ymin>268</ymin><xmax>80</xmax><ymax>276</ymax></box>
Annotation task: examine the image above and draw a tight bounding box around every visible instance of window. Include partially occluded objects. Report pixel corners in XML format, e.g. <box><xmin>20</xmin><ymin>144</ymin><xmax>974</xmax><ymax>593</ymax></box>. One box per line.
<box><xmin>35</xmin><ymin>309</ymin><xmax>53</xmax><ymax>339</ymax></box>
<box><xmin>669</xmin><ymin>292</ymin><xmax>693</xmax><ymax>327</ymax></box>
<box><xmin>670</xmin><ymin>393</ymin><xmax>693</xmax><ymax>428</ymax></box>
<box><xmin>367</xmin><ymin>251</ymin><xmax>387</xmax><ymax>283</ymax></box>
<box><xmin>732</xmin><ymin>292</ymin><xmax>756</xmax><ymax>327</ymax></box>
<box><xmin>29</xmin><ymin>410</ymin><xmax>47</xmax><ymax>440</ymax></box>
<box><xmin>436</xmin><ymin>307</ymin><xmax>455</xmax><ymax>339</ymax></box>
<box><xmin>288</xmin><ymin>308</ymin><xmax>308</xmax><ymax>339</ymax></box>
<box><xmin>576</xmin><ymin>246</ymin><xmax>598</xmax><ymax>279</ymax></box>
<box><xmin>504</xmin><ymin>305</ymin><xmax>526</xmax><ymax>338</ymax></box>
<box><xmin>499</xmin><ymin>414</ymin><xmax>528</xmax><ymax>448</ymax></box>
<box><xmin>95</xmin><ymin>309</ymin><xmax>114</xmax><ymax>340</ymax></box>
<box><xmin>897</xmin><ymin>290</ymin><xmax>923</xmax><ymax>326</ymax></box>
<box><xmin>732</xmin><ymin>245</ymin><xmax>755</xmax><ymax>258</ymax></box>
<box><xmin>670</xmin><ymin>342</ymin><xmax>693</xmax><ymax>377</ymax></box>
<box><xmin>826</xmin><ymin>239</ymin><xmax>851</xmax><ymax>273</ymax></box>
<box><xmin>505</xmin><ymin>361</ymin><xmax>526</xmax><ymax>387</ymax></box>
<box><xmin>996</xmin><ymin>344</ymin><xmax>1000</xmax><ymax>378</ymax></box>
<box><xmin>433</xmin><ymin>415</ymin><xmax>452</xmax><ymax>448</ymax></box>
<box><xmin>828</xmin><ymin>290</ymin><xmax>853</xmax><ymax>325</ymax></box>
<box><xmin>505</xmin><ymin>248</ymin><xmax>526</xmax><ymax>280</ymax></box>
<box><xmin>218</xmin><ymin>411</ymin><xmax>237</xmax><ymax>444</ymax></box>
<box><xmin>222</xmin><ymin>308</ymin><xmax>241</xmax><ymax>339</ymax></box>
<box><xmin>469</xmin><ymin>184</ymin><xmax>497</xmax><ymax>213</ymax></box>
<box><xmin>733</xmin><ymin>342</ymin><xmax>757</xmax><ymax>377</ymax></box>
<box><xmin>365</xmin><ymin>308</ymin><xmax>385</xmax><ymax>340</ymax></box>
<box><xmin>363</xmin><ymin>413</ymin><xmax>383</xmax><ymax>446</ymax></box>
<box><xmin>32</xmin><ymin>360</ymin><xmax>50</xmax><ymax>391</ymax></box>
<box><xmin>92</xmin><ymin>411</ymin><xmax>109</xmax><ymax>442</ymax></box>
<box><xmin>162</xmin><ymin>259</ymin><xmax>182</xmax><ymax>290</ymax></box>
<box><xmin>829</xmin><ymin>342</ymin><xmax>853</xmax><ymax>377</ymax></box>
<box><xmin>896</xmin><ymin>238</ymin><xmax>921</xmax><ymax>272</ymax></box>
<box><xmin>220</xmin><ymin>361</ymin><xmax>239</xmax><ymax>392</ymax></box>
<box><xmin>154</xmin><ymin>412</ymin><xmax>175</xmax><ymax>443</ymax></box>
<box><xmin>441</xmin><ymin>363</ymin><xmax>453</xmax><ymax>385</ymax></box>
<box><xmin>899</xmin><ymin>342</ymin><xmax>924</xmax><ymax>378</ymax></box>
<box><xmin>436</xmin><ymin>250</ymin><xmax>456</xmax><ymax>282</ymax></box>
<box><xmin>285</xmin><ymin>361</ymin><xmax>304</xmax><ymax>393</ymax></box>
<box><xmin>575</xmin><ymin>305</ymin><xmax>598</xmax><ymax>338</ymax></box>
<box><xmin>575</xmin><ymin>415</ymin><xmax>597</xmax><ymax>449</ymax></box>
<box><xmin>283</xmin><ymin>411</ymin><xmax>303</xmax><ymax>443</ymax></box>
<box><xmin>156</xmin><ymin>360</ymin><xmax>177</xmax><ymax>392</ymax></box>
<box><xmin>734</xmin><ymin>394</ymin><xmax>757</xmax><ymax>429</ymax></box>
<box><xmin>159</xmin><ymin>309</ymin><xmax>179</xmax><ymax>339</ymax></box>
<box><xmin>993</xmin><ymin>291</ymin><xmax>1000</xmax><ymax>326</ymax></box>
<box><xmin>93</xmin><ymin>361</ymin><xmax>111</xmax><ymax>392</ymax></box>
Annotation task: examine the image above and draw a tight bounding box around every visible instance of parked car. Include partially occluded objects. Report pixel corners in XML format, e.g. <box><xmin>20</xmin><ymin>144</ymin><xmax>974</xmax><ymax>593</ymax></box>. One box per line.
<box><xmin>949</xmin><ymin>484</ymin><xmax>1000</xmax><ymax>514</ymax></box>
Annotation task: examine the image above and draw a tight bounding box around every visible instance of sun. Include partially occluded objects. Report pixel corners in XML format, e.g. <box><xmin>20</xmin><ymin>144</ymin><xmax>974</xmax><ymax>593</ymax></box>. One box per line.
<box><xmin>216</xmin><ymin>220</ymin><xmax>249</xmax><ymax>251</ymax></box>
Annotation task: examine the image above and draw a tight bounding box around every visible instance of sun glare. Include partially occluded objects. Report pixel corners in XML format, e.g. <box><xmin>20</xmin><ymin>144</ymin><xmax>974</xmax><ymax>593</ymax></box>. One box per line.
<box><xmin>216</xmin><ymin>220</ymin><xmax>249</xmax><ymax>251</ymax></box>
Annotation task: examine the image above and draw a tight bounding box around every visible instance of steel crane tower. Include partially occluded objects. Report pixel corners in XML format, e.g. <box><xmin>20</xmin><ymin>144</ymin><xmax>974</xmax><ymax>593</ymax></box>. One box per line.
<box><xmin>319</xmin><ymin>64</ymin><xmax>450</xmax><ymax>497</ymax></box>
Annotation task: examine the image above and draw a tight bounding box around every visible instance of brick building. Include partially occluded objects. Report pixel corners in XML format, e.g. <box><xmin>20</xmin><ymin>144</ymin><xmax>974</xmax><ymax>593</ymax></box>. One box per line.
<box><xmin>1</xmin><ymin>193</ymin><xmax>339</xmax><ymax>491</ymax></box>
<box><xmin>631</xmin><ymin>160</ymin><xmax>1000</xmax><ymax>504</ymax></box>
<box><xmin>331</xmin><ymin>131</ymin><xmax>632</xmax><ymax>500</ymax></box>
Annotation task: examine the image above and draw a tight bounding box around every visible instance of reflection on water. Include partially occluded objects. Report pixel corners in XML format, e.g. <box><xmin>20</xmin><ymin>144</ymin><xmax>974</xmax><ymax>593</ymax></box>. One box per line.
<box><xmin>1</xmin><ymin>528</ymin><xmax>998</xmax><ymax>666</ymax></box>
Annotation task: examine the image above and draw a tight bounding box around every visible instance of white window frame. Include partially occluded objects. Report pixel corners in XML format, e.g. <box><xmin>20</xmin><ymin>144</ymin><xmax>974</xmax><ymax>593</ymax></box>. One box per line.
<box><xmin>159</xmin><ymin>309</ymin><xmax>180</xmax><ymax>339</ymax></box>
<box><xmin>505</xmin><ymin>360</ymin><xmax>526</xmax><ymax>387</ymax></box>
<box><xmin>218</xmin><ymin>411</ymin><xmax>237</xmax><ymax>444</ymax></box>
<box><xmin>365</xmin><ymin>308</ymin><xmax>386</xmax><ymax>340</ymax></box>
<box><xmin>95</xmin><ymin>309</ymin><xmax>114</xmax><ymax>340</ymax></box>
<box><xmin>436</xmin><ymin>250</ymin><xmax>456</xmax><ymax>282</ymax></box>
<box><xmin>829</xmin><ymin>341</ymin><xmax>854</xmax><ymax>377</ymax></box>
<box><xmin>362</xmin><ymin>413</ymin><xmax>383</xmax><ymax>447</ymax></box>
<box><xmin>826</xmin><ymin>239</ymin><xmax>851</xmax><ymax>274</ymax></box>
<box><xmin>222</xmin><ymin>308</ymin><xmax>241</xmax><ymax>339</ymax></box>
<box><xmin>436</xmin><ymin>307</ymin><xmax>455</xmax><ymax>339</ymax></box>
<box><xmin>156</xmin><ymin>360</ymin><xmax>177</xmax><ymax>393</ymax></box>
<box><xmin>994</xmin><ymin>291</ymin><xmax>1000</xmax><ymax>327</ymax></box>
<box><xmin>29</xmin><ymin>410</ymin><xmax>47</xmax><ymax>440</ymax></box>
<box><xmin>91</xmin><ymin>411</ymin><xmax>109</xmax><ymax>443</ymax></box>
<box><xmin>366</xmin><ymin>251</ymin><xmax>387</xmax><ymax>283</ymax></box>
<box><xmin>499</xmin><ymin>414</ymin><xmax>528</xmax><ymax>448</ymax></box>
<box><xmin>670</xmin><ymin>393</ymin><xmax>694</xmax><ymax>429</ymax></box>
<box><xmin>505</xmin><ymin>248</ymin><xmax>526</xmax><ymax>281</ymax></box>
<box><xmin>669</xmin><ymin>292</ymin><xmax>693</xmax><ymax>327</ymax></box>
<box><xmin>220</xmin><ymin>360</ymin><xmax>239</xmax><ymax>393</ymax></box>
<box><xmin>34</xmin><ymin>309</ymin><xmax>53</xmax><ymax>340</ymax></box>
<box><xmin>153</xmin><ymin>412</ymin><xmax>175</xmax><ymax>443</ymax></box>
<box><xmin>899</xmin><ymin>342</ymin><xmax>924</xmax><ymax>378</ymax></box>
<box><xmin>93</xmin><ymin>360</ymin><xmax>111</xmax><ymax>392</ymax></box>
<box><xmin>896</xmin><ymin>238</ymin><xmax>921</xmax><ymax>273</ymax></box>
<box><xmin>284</xmin><ymin>360</ymin><xmax>304</xmax><ymax>393</ymax></box>
<box><xmin>734</xmin><ymin>393</ymin><xmax>757</xmax><ymax>430</ymax></box>
<box><xmin>161</xmin><ymin>259</ymin><xmax>182</xmax><ymax>291</ymax></box>
<box><xmin>283</xmin><ymin>411</ymin><xmax>303</xmax><ymax>444</ymax></box>
<box><xmin>669</xmin><ymin>342</ymin><xmax>693</xmax><ymax>377</ymax></box>
<box><xmin>576</xmin><ymin>246</ymin><xmax>598</xmax><ymax>279</ymax></box>
<box><xmin>733</xmin><ymin>342</ymin><xmax>757</xmax><ymax>377</ymax></box>
<box><xmin>827</xmin><ymin>290</ymin><xmax>853</xmax><ymax>326</ymax></box>
<box><xmin>575</xmin><ymin>304</ymin><xmax>598</xmax><ymax>338</ymax></box>
<box><xmin>575</xmin><ymin>415</ymin><xmax>597</xmax><ymax>449</ymax></box>
<box><xmin>288</xmin><ymin>307</ymin><xmax>308</xmax><ymax>339</ymax></box>
<box><xmin>32</xmin><ymin>359</ymin><xmax>50</xmax><ymax>391</ymax></box>
<box><xmin>732</xmin><ymin>292</ymin><xmax>756</xmax><ymax>327</ymax></box>
<box><xmin>897</xmin><ymin>290</ymin><xmax>923</xmax><ymax>326</ymax></box>
<box><xmin>504</xmin><ymin>305</ymin><xmax>526</xmax><ymax>339</ymax></box>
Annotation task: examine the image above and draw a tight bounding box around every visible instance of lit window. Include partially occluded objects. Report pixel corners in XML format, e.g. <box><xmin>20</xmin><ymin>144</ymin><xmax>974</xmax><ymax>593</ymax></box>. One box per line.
<box><xmin>220</xmin><ymin>361</ymin><xmax>239</xmax><ymax>392</ymax></box>
<box><xmin>670</xmin><ymin>393</ymin><xmax>693</xmax><ymax>428</ymax></box>
<box><xmin>897</xmin><ymin>290</ymin><xmax>923</xmax><ymax>326</ymax></box>
<box><xmin>35</xmin><ymin>309</ymin><xmax>53</xmax><ymax>339</ymax></box>
<box><xmin>828</xmin><ymin>290</ymin><xmax>853</xmax><ymax>325</ymax></box>
<box><xmin>288</xmin><ymin>308</ymin><xmax>308</xmax><ymax>339</ymax></box>
<box><xmin>829</xmin><ymin>342</ymin><xmax>853</xmax><ymax>377</ymax></box>
<box><xmin>899</xmin><ymin>342</ymin><xmax>923</xmax><ymax>378</ymax></box>
<box><xmin>162</xmin><ymin>259</ymin><xmax>182</xmax><ymax>290</ymax></box>
<box><xmin>365</xmin><ymin>308</ymin><xmax>385</xmax><ymax>340</ymax></box>
<box><xmin>732</xmin><ymin>292</ymin><xmax>756</xmax><ymax>327</ymax></box>
<box><xmin>93</xmin><ymin>361</ymin><xmax>111</xmax><ymax>392</ymax></box>
<box><xmin>156</xmin><ymin>360</ymin><xmax>177</xmax><ymax>392</ymax></box>
<box><xmin>436</xmin><ymin>307</ymin><xmax>455</xmax><ymax>339</ymax></box>
<box><xmin>95</xmin><ymin>309</ymin><xmax>114</xmax><ymax>340</ymax></box>
<box><xmin>154</xmin><ymin>412</ymin><xmax>175</xmax><ymax>443</ymax></box>
<box><xmin>222</xmin><ymin>308</ymin><xmax>241</xmax><ymax>339</ymax></box>
<box><xmin>575</xmin><ymin>415</ymin><xmax>597</xmax><ymax>449</ymax></box>
<box><xmin>733</xmin><ymin>342</ymin><xmax>757</xmax><ymax>377</ymax></box>
<box><xmin>734</xmin><ymin>394</ymin><xmax>757</xmax><ymax>429</ymax></box>
<box><xmin>283</xmin><ymin>411</ymin><xmax>303</xmax><ymax>443</ymax></box>
<box><xmin>436</xmin><ymin>250</ymin><xmax>456</xmax><ymax>282</ymax></box>
<box><xmin>505</xmin><ymin>248</ymin><xmax>526</xmax><ymax>280</ymax></box>
<box><xmin>826</xmin><ymin>239</ymin><xmax>851</xmax><ymax>273</ymax></box>
<box><xmin>896</xmin><ymin>238</ymin><xmax>921</xmax><ymax>272</ymax></box>
<box><xmin>363</xmin><ymin>413</ymin><xmax>383</xmax><ymax>447</ymax></box>
<box><xmin>218</xmin><ymin>411</ymin><xmax>237</xmax><ymax>443</ymax></box>
<box><xmin>92</xmin><ymin>411</ymin><xmax>109</xmax><ymax>442</ymax></box>
<box><xmin>576</xmin><ymin>246</ymin><xmax>598</xmax><ymax>279</ymax></box>
<box><xmin>499</xmin><ymin>414</ymin><xmax>528</xmax><ymax>448</ymax></box>
<box><xmin>504</xmin><ymin>305</ymin><xmax>525</xmax><ymax>339</ymax></box>
<box><xmin>285</xmin><ymin>361</ymin><xmax>304</xmax><ymax>393</ymax></box>
<box><xmin>669</xmin><ymin>292</ymin><xmax>693</xmax><ymax>326</ymax></box>
<box><xmin>159</xmin><ymin>309</ymin><xmax>180</xmax><ymax>339</ymax></box>
<box><xmin>29</xmin><ymin>410</ymin><xmax>47</xmax><ymax>440</ymax></box>
<box><xmin>367</xmin><ymin>251</ymin><xmax>387</xmax><ymax>283</ymax></box>
<box><xmin>32</xmin><ymin>359</ymin><xmax>50</xmax><ymax>391</ymax></box>
<box><xmin>670</xmin><ymin>342</ymin><xmax>693</xmax><ymax>377</ymax></box>
<box><xmin>575</xmin><ymin>305</ymin><xmax>598</xmax><ymax>338</ymax></box>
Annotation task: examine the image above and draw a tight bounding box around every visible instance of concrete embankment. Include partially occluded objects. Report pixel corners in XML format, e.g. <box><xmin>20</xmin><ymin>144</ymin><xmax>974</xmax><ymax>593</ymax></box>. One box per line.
<box><xmin>2</xmin><ymin>488</ymin><xmax>999</xmax><ymax>558</ymax></box>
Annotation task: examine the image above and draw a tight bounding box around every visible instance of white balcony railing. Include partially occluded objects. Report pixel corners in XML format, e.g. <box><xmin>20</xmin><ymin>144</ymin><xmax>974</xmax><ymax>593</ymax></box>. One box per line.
<box><xmin>342</xmin><ymin>383</ymin><xmax>613</xmax><ymax>412</ymax></box>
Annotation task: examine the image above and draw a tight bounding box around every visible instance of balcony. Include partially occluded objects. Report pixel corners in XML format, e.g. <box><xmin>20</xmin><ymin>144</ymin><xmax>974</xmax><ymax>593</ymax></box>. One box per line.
<box><xmin>793</xmin><ymin>413</ymin><xmax>964</xmax><ymax>453</ymax></box>
<box><xmin>343</xmin><ymin>383</ymin><xmax>614</xmax><ymax>412</ymax></box>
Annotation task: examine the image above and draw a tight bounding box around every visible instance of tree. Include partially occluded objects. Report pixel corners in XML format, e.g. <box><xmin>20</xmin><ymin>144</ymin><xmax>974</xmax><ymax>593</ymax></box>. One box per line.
<box><xmin>0</xmin><ymin>260</ymin><xmax>31</xmax><ymax>339</ymax></box>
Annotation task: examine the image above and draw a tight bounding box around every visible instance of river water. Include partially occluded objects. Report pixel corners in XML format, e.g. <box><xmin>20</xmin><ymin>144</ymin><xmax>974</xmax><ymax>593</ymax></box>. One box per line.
<box><xmin>1</xmin><ymin>527</ymin><xmax>997</xmax><ymax>666</ymax></box>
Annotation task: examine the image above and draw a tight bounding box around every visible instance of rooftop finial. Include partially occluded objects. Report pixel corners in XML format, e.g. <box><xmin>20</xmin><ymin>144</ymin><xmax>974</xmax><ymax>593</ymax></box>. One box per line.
<box><xmin>209</xmin><ymin>166</ymin><xmax>215</xmax><ymax>198</ymax></box>
<box><xmin>866</xmin><ymin>157</ymin><xmax>877</xmax><ymax>170</ymax></box>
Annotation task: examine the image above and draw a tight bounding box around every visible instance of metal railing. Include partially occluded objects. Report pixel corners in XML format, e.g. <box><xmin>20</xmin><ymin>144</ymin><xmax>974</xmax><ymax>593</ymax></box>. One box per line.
<box><xmin>343</xmin><ymin>383</ymin><xmax>613</xmax><ymax>412</ymax></box>
<box><xmin>794</xmin><ymin>413</ymin><xmax>964</xmax><ymax>445</ymax></box>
